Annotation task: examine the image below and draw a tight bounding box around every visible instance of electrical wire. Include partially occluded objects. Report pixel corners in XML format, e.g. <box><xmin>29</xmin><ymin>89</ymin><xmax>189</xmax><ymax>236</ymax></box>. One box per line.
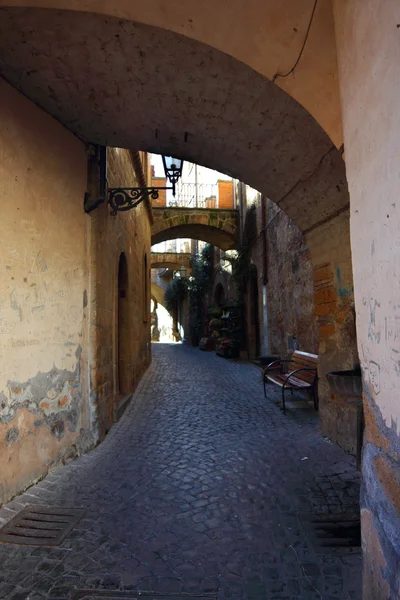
<box><xmin>272</xmin><ymin>0</ymin><xmax>318</xmax><ymax>82</ymax></box>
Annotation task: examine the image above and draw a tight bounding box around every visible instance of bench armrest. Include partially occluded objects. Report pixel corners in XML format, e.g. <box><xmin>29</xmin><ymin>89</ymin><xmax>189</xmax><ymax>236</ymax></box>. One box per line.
<box><xmin>283</xmin><ymin>367</ymin><xmax>318</xmax><ymax>388</ymax></box>
<box><xmin>264</xmin><ymin>359</ymin><xmax>290</xmax><ymax>370</ymax></box>
<box><xmin>263</xmin><ymin>360</ymin><xmax>292</xmax><ymax>381</ymax></box>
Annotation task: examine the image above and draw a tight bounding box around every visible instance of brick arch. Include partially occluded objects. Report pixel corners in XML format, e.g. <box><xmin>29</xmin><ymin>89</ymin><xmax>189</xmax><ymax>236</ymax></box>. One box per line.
<box><xmin>151</xmin><ymin>208</ymin><xmax>239</xmax><ymax>251</ymax></box>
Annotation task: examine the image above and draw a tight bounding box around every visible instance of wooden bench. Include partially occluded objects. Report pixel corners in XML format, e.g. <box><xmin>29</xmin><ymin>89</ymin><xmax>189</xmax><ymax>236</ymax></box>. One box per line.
<box><xmin>263</xmin><ymin>350</ymin><xmax>318</xmax><ymax>413</ymax></box>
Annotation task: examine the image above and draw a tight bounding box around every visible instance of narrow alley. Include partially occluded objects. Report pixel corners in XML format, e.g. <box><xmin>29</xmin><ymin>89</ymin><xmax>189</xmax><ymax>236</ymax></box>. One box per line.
<box><xmin>0</xmin><ymin>344</ymin><xmax>361</xmax><ymax>600</ymax></box>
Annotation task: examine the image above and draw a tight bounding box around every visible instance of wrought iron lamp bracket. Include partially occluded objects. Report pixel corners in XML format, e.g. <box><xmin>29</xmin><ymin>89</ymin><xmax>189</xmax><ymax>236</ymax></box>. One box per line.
<box><xmin>108</xmin><ymin>186</ymin><xmax>173</xmax><ymax>216</ymax></box>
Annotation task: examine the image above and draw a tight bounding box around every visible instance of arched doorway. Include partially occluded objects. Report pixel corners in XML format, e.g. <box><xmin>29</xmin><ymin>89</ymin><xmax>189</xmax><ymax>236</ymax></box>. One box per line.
<box><xmin>118</xmin><ymin>252</ymin><xmax>130</xmax><ymax>395</ymax></box>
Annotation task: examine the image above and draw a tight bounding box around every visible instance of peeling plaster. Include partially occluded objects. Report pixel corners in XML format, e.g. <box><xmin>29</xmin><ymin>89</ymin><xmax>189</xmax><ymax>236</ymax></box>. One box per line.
<box><xmin>1</xmin><ymin>346</ymin><xmax>82</xmax><ymax>438</ymax></box>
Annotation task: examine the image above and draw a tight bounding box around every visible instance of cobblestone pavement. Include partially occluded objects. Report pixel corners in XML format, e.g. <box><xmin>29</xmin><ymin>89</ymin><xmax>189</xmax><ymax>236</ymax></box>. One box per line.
<box><xmin>0</xmin><ymin>344</ymin><xmax>362</xmax><ymax>600</ymax></box>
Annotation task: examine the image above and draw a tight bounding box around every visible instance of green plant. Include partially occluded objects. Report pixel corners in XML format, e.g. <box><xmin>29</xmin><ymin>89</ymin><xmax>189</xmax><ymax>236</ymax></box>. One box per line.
<box><xmin>187</xmin><ymin>244</ymin><xmax>214</xmax><ymax>343</ymax></box>
<box><xmin>230</xmin><ymin>203</ymin><xmax>257</xmax><ymax>302</ymax></box>
<box><xmin>224</xmin><ymin>203</ymin><xmax>257</xmax><ymax>349</ymax></box>
<box><xmin>164</xmin><ymin>276</ymin><xmax>187</xmax><ymax>313</ymax></box>
<box><xmin>208</xmin><ymin>305</ymin><xmax>223</xmax><ymax>317</ymax></box>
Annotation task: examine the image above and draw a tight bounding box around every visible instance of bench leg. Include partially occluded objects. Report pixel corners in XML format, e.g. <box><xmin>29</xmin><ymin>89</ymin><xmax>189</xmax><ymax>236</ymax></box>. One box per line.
<box><xmin>282</xmin><ymin>386</ymin><xmax>286</xmax><ymax>414</ymax></box>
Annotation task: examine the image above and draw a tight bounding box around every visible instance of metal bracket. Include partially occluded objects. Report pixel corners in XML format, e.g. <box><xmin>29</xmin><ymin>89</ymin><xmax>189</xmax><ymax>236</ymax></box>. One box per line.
<box><xmin>108</xmin><ymin>186</ymin><xmax>172</xmax><ymax>216</ymax></box>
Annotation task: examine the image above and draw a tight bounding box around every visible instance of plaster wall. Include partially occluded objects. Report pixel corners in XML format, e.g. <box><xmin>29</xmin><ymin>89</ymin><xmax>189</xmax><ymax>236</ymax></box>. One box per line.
<box><xmin>334</xmin><ymin>1</ymin><xmax>400</xmax><ymax>594</ymax></box>
<box><xmin>0</xmin><ymin>78</ymin><xmax>90</xmax><ymax>505</ymax></box>
<box><xmin>0</xmin><ymin>81</ymin><xmax>152</xmax><ymax>505</ymax></box>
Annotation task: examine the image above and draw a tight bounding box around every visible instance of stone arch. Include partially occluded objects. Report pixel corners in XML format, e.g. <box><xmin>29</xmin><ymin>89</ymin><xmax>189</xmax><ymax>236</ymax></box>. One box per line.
<box><xmin>151</xmin><ymin>209</ymin><xmax>239</xmax><ymax>251</ymax></box>
<box><xmin>0</xmin><ymin>8</ymin><xmax>348</xmax><ymax>239</ymax></box>
<box><xmin>150</xmin><ymin>252</ymin><xmax>192</xmax><ymax>271</ymax></box>
<box><xmin>0</xmin><ymin>1</ymin><xmax>341</xmax><ymax>146</ymax></box>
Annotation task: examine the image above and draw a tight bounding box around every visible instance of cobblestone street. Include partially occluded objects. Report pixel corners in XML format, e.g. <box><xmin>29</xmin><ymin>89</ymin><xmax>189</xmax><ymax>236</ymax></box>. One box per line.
<box><xmin>0</xmin><ymin>344</ymin><xmax>362</xmax><ymax>600</ymax></box>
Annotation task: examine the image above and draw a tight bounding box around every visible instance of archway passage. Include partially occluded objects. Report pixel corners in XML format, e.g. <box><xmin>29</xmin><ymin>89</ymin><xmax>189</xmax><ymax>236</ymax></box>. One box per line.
<box><xmin>0</xmin><ymin>1</ymin><xmax>342</xmax><ymax>147</ymax></box>
<box><xmin>0</xmin><ymin>4</ymin><xmax>356</xmax><ymax>477</ymax></box>
<box><xmin>0</xmin><ymin>8</ymin><xmax>348</xmax><ymax>238</ymax></box>
<box><xmin>118</xmin><ymin>253</ymin><xmax>131</xmax><ymax>395</ymax></box>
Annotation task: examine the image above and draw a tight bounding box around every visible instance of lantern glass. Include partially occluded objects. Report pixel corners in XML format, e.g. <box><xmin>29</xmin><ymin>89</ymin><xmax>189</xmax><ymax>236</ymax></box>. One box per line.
<box><xmin>162</xmin><ymin>156</ymin><xmax>184</xmax><ymax>194</ymax></box>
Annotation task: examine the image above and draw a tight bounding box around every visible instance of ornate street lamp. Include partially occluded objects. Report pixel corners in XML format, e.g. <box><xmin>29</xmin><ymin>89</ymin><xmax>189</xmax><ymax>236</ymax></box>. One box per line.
<box><xmin>108</xmin><ymin>155</ymin><xmax>184</xmax><ymax>215</ymax></box>
<box><xmin>162</xmin><ymin>156</ymin><xmax>184</xmax><ymax>195</ymax></box>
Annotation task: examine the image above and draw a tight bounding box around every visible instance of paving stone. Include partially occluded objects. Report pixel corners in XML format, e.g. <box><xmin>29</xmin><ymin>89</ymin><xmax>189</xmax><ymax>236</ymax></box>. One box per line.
<box><xmin>0</xmin><ymin>344</ymin><xmax>361</xmax><ymax>599</ymax></box>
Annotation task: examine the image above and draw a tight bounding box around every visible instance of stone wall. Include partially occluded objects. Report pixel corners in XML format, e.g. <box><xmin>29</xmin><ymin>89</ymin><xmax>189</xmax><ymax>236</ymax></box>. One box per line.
<box><xmin>305</xmin><ymin>210</ymin><xmax>358</xmax><ymax>454</ymax></box>
<box><xmin>90</xmin><ymin>147</ymin><xmax>152</xmax><ymax>437</ymax></box>
<box><xmin>0</xmin><ymin>80</ymin><xmax>152</xmax><ymax>506</ymax></box>
<box><xmin>246</xmin><ymin>195</ymin><xmax>358</xmax><ymax>457</ymax></box>
<box><xmin>244</xmin><ymin>196</ymin><xmax>317</xmax><ymax>362</ymax></box>
<box><xmin>265</xmin><ymin>201</ymin><xmax>317</xmax><ymax>358</ymax></box>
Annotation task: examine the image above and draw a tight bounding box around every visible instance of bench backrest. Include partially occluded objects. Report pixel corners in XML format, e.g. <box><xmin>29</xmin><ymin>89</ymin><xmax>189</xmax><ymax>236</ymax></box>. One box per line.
<box><xmin>289</xmin><ymin>351</ymin><xmax>318</xmax><ymax>384</ymax></box>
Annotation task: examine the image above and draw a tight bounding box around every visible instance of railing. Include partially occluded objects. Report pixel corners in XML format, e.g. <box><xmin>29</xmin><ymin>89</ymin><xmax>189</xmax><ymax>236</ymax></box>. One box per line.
<box><xmin>168</xmin><ymin>182</ymin><xmax>218</xmax><ymax>208</ymax></box>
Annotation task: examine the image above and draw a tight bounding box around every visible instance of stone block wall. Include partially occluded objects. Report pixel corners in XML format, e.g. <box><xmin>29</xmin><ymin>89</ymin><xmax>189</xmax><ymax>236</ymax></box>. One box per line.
<box><xmin>305</xmin><ymin>210</ymin><xmax>358</xmax><ymax>454</ymax></box>
<box><xmin>246</xmin><ymin>196</ymin><xmax>358</xmax><ymax>457</ymax></box>
<box><xmin>264</xmin><ymin>201</ymin><xmax>317</xmax><ymax>358</ymax></box>
<box><xmin>245</xmin><ymin>196</ymin><xmax>316</xmax><ymax>361</ymax></box>
<box><xmin>89</xmin><ymin>147</ymin><xmax>152</xmax><ymax>437</ymax></box>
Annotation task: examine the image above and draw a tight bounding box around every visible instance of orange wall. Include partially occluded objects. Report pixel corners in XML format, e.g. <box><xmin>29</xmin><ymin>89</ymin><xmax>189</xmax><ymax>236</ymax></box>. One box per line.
<box><xmin>218</xmin><ymin>180</ymin><xmax>234</xmax><ymax>209</ymax></box>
